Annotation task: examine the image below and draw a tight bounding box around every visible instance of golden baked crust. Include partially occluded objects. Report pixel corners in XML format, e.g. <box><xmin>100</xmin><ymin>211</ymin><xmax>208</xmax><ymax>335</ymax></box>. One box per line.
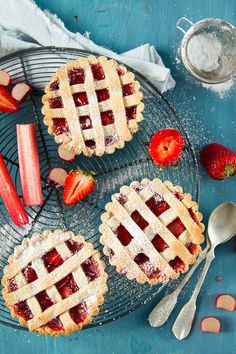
<box><xmin>99</xmin><ymin>178</ymin><xmax>205</xmax><ymax>285</ymax></box>
<box><xmin>42</xmin><ymin>55</ymin><xmax>144</xmax><ymax>157</ymax></box>
<box><xmin>2</xmin><ymin>229</ymin><xmax>108</xmax><ymax>336</ymax></box>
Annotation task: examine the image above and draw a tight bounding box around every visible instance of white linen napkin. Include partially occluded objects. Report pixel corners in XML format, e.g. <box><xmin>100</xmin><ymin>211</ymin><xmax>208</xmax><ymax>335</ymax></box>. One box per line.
<box><xmin>0</xmin><ymin>0</ymin><xmax>175</xmax><ymax>93</ymax></box>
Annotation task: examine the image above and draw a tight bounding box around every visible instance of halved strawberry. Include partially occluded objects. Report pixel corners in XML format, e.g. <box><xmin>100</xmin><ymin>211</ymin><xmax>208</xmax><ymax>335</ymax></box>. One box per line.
<box><xmin>149</xmin><ymin>129</ymin><xmax>184</xmax><ymax>167</ymax></box>
<box><xmin>0</xmin><ymin>86</ymin><xmax>19</xmax><ymax>112</ymax></box>
<box><xmin>63</xmin><ymin>168</ymin><xmax>95</xmax><ymax>206</ymax></box>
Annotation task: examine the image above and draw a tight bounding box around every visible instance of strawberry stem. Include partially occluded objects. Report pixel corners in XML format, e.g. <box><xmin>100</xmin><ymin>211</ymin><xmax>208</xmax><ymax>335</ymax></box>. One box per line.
<box><xmin>222</xmin><ymin>164</ymin><xmax>236</xmax><ymax>179</ymax></box>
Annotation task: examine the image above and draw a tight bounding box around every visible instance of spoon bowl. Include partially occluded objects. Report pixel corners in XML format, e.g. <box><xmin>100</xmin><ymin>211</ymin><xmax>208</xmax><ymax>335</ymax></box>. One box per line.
<box><xmin>207</xmin><ymin>202</ymin><xmax>236</xmax><ymax>247</ymax></box>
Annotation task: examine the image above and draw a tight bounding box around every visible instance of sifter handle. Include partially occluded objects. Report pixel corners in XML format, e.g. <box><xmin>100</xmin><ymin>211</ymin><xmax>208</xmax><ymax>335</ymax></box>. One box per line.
<box><xmin>176</xmin><ymin>17</ymin><xmax>194</xmax><ymax>34</ymax></box>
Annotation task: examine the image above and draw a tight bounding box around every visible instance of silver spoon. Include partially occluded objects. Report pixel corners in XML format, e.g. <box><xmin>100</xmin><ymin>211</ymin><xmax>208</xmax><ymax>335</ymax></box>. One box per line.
<box><xmin>148</xmin><ymin>202</ymin><xmax>236</xmax><ymax>328</ymax></box>
<box><xmin>172</xmin><ymin>201</ymin><xmax>236</xmax><ymax>340</ymax></box>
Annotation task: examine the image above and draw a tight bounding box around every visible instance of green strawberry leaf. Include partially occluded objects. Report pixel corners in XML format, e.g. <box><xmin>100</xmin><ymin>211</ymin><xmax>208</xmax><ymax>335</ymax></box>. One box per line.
<box><xmin>221</xmin><ymin>164</ymin><xmax>236</xmax><ymax>179</ymax></box>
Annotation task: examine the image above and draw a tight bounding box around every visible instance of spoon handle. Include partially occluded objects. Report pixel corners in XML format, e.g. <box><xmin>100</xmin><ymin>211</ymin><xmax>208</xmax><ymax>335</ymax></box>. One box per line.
<box><xmin>148</xmin><ymin>246</ymin><xmax>209</xmax><ymax>327</ymax></box>
<box><xmin>172</xmin><ymin>250</ymin><xmax>215</xmax><ymax>340</ymax></box>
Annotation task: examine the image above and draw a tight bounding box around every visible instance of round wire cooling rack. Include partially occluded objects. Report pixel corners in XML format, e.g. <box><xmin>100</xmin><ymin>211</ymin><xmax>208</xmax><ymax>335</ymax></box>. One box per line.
<box><xmin>0</xmin><ymin>47</ymin><xmax>200</xmax><ymax>332</ymax></box>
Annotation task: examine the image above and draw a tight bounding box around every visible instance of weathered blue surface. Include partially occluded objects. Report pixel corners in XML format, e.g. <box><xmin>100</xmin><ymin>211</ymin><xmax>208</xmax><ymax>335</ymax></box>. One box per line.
<box><xmin>0</xmin><ymin>1</ymin><xmax>235</xmax><ymax>353</ymax></box>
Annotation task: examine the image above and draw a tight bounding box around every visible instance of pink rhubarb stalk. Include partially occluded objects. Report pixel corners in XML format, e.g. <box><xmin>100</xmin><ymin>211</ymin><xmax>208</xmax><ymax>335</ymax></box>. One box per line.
<box><xmin>0</xmin><ymin>154</ymin><xmax>29</xmax><ymax>226</ymax></box>
<box><xmin>17</xmin><ymin>124</ymin><xmax>43</xmax><ymax>206</ymax></box>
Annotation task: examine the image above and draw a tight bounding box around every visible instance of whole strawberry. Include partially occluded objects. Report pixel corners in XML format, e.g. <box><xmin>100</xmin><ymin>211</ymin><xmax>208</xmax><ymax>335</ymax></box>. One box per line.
<box><xmin>200</xmin><ymin>143</ymin><xmax>236</xmax><ymax>180</ymax></box>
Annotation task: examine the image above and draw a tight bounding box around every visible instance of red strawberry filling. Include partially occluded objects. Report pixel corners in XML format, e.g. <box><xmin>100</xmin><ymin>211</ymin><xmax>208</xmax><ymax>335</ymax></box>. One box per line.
<box><xmin>42</xmin><ymin>248</ymin><xmax>64</xmax><ymax>273</ymax></box>
<box><xmin>81</xmin><ymin>257</ymin><xmax>100</xmax><ymax>281</ymax></box>
<box><xmin>56</xmin><ymin>273</ymin><xmax>79</xmax><ymax>298</ymax></box>
<box><xmin>134</xmin><ymin>252</ymin><xmax>149</xmax><ymax>265</ymax></box>
<box><xmin>91</xmin><ymin>64</ymin><xmax>105</xmax><ymax>81</ymax></box>
<box><xmin>107</xmin><ymin>247</ymin><xmax>115</xmax><ymax>259</ymax></box>
<box><xmin>187</xmin><ymin>242</ymin><xmax>198</xmax><ymax>254</ymax></box>
<box><xmin>117</xmin><ymin>194</ymin><xmax>128</xmax><ymax>205</ymax></box>
<box><xmin>52</xmin><ymin>118</ymin><xmax>70</xmax><ymax>136</ymax></box>
<box><xmin>117</xmin><ymin>68</ymin><xmax>125</xmax><ymax>76</ymax></box>
<box><xmin>66</xmin><ymin>240</ymin><xmax>84</xmax><ymax>254</ymax></box>
<box><xmin>133</xmin><ymin>183</ymin><xmax>144</xmax><ymax>193</ymax></box>
<box><xmin>22</xmin><ymin>264</ymin><xmax>38</xmax><ymax>283</ymax></box>
<box><xmin>123</xmin><ymin>83</ymin><xmax>135</xmax><ymax>96</ymax></box>
<box><xmin>169</xmin><ymin>256</ymin><xmax>185</xmax><ymax>272</ymax></box>
<box><xmin>14</xmin><ymin>300</ymin><xmax>33</xmax><ymax>321</ymax></box>
<box><xmin>8</xmin><ymin>278</ymin><xmax>18</xmax><ymax>292</ymax></box>
<box><xmin>69</xmin><ymin>302</ymin><xmax>88</xmax><ymax>325</ymax></box>
<box><xmin>174</xmin><ymin>191</ymin><xmax>184</xmax><ymax>201</ymax></box>
<box><xmin>146</xmin><ymin>194</ymin><xmax>170</xmax><ymax>216</ymax></box>
<box><xmin>36</xmin><ymin>290</ymin><xmax>54</xmax><ymax>311</ymax></box>
<box><xmin>44</xmin><ymin>317</ymin><xmax>64</xmax><ymax>331</ymax></box>
<box><xmin>134</xmin><ymin>253</ymin><xmax>161</xmax><ymax>279</ymax></box>
<box><xmin>152</xmin><ymin>234</ymin><xmax>169</xmax><ymax>252</ymax></box>
<box><xmin>96</xmin><ymin>88</ymin><xmax>110</xmax><ymax>102</ymax></box>
<box><xmin>131</xmin><ymin>210</ymin><xmax>149</xmax><ymax>230</ymax></box>
<box><xmin>50</xmin><ymin>80</ymin><xmax>60</xmax><ymax>91</ymax></box>
<box><xmin>68</xmin><ymin>68</ymin><xmax>85</xmax><ymax>85</ymax></box>
<box><xmin>126</xmin><ymin>106</ymin><xmax>137</xmax><ymax>121</ymax></box>
<box><xmin>105</xmin><ymin>135</ymin><xmax>118</xmax><ymax>146</ymax></box>
<box><xmin>101</xmin><ymin>110</ymin><xmax>115</xmax><ymax>126</ymax></box>
<box><xmin>189</xmin><ymin>207</ymin><xmax>199</xmax><ymax>224</ymax></box>
<box><xmin>167</xmin><ymin>218</ymin><xmax>185</xmax><ymax>237</ymax></box>
<box><xmin>49</xmin><ymin>97</ymin><xmax>63</xmax><ymax>109</ymax></box>
<box><xmin>79</xmin><ymin>115</ymin><xmax>93</xmax><ymax>130</ymax></box>
<box><xmin>114</xmin><ymin>224</ymin><xmax>133</xmax><ymax>246</ymax></box>
<box><xmin>85</xmin><ymin>139</ymin><xmax>96</xmax><ymax>149</ymax></box>
<box><xmin>73</xmin><ymin>92</ymin><xmax>88</xmax><ymax>106</ymax></box>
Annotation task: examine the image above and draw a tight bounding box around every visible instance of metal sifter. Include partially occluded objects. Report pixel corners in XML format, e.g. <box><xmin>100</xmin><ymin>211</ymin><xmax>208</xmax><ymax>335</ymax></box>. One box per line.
<box><xmin>176</xmin><ymin>17</ymin><xmax>236</xmax><ymax>84</ymax></box>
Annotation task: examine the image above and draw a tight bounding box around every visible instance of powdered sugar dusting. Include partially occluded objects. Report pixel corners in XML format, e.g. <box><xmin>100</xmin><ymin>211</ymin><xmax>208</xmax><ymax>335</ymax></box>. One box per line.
<box><xmin>16</xmin><ymin>233</ymin><xmax>68</xmax><ymax>261</ymax></box>
<box><xmin>202</xmin><ymin>78</ymin><xmax>235</xmax><ymax>99</ymax></box>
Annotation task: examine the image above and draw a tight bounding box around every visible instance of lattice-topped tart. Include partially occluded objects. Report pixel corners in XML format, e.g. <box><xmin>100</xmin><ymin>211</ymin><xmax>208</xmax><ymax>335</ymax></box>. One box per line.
<box><xmin>2</xmin><ymin>230</ymin><xmax>108</xmax><ymax>336</ymax></box>
<box><xmin>42</xmin><ymin>55</ymin><xmax>144</xmax><ymax>156</ymax></box>
<box><xmin>99</xmin><ymin>178</ymin><xmax>205</xmax><ymax>285</ymax></box>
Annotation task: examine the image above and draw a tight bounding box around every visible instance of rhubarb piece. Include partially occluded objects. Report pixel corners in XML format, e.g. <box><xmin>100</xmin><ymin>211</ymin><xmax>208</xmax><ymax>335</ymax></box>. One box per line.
<box><xmin>0</xmin><ymin>70</ymin><xmax>12</xmax><ymax>87</ymax></box>
<box><xmin>215</xmin><ymin>294</ymin><xmax>235</xmax><ymax>312</ymax></box>
<box><xmin>200</xmin><ymin>317</ymin><xmax>221</xmax><ymax>333</ymax></box>
<box><xmin>12</xmin><ymin>83</ymin><xmax>32</xmax><ymax>103</ymax></box>
<box><xmin>58</xmin><ymin>145</ymin><xmax>75</xmax><ymax>162</ymax></box>
<box><xmin>47</xmin><ymin>168</ymin><xmax>68</xmax><ymax>187</ymax></box>
<box><xmin>0</xmin><ymin>154</ymin><xmax>29</xmax><ymax>226</ymax></box>
<box><xmin>0</xmin><ymin>86</ymin><xmax>19</xmax><ymax>112</ymax></box>
<box><xmin>17</xmin><ymin>124</ymin><xmax>43</xmax><ymax>206</ymax></box>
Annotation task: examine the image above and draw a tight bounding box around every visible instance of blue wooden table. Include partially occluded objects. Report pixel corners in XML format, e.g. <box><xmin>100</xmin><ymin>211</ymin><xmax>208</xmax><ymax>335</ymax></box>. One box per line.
<box><xmin>0</xmin><ymin>1</ymin><xmax>235</xmax><ymax>353</ymax></box>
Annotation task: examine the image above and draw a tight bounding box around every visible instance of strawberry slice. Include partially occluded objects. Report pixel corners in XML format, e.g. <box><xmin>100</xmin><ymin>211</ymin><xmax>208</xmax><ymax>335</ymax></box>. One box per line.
<box><xmin>63</xmin><ymin>168</ymin><xmax>95</xmax><ymax>206</ymax></box>
<box><xmin>149</xmin><ymin>128</ymin><xmax>184</xmax><ymax>167</ymax></box>
<box><xmin>0</xmin><ymin>86</ymin><xmax>19</xmax><ymax>112</ymax></box>
<box><xmin>200</xmin><ymin>143</ymin><xmax>236</xmax><ymax>180</ymax></box>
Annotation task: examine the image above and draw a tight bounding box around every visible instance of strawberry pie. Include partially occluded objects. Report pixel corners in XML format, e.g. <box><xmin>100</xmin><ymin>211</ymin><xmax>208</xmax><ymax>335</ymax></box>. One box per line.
<box><xmin>2</xmin><ymin>230</ymin><xmax>108</xmax><ymax>336</ymax></box>
<box><xmin>42</xmin><ymin>55</ymin><xmax>144</xmax><ymax>156</ymax></box>
<box><xmin>99</xmin><ymin>178</ymin><xmax>205</xmax><ymax>285</ymax></box>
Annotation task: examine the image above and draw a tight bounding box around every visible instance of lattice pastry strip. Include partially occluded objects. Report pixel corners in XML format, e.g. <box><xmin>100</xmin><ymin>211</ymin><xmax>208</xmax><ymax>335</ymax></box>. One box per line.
<box><xmin>2</xmin><ymin>230</ymin><xmax>108</xmax><ymax>336</ymax></box>
<box><xmin>99</xmin><ymin>179</ymin><xmax>205</xmax><ymax>285</ymax></box>
<box><xmin>42</xmin><ymin>55</ymin><xmax>144</xmax><ymax>156</ymax></box>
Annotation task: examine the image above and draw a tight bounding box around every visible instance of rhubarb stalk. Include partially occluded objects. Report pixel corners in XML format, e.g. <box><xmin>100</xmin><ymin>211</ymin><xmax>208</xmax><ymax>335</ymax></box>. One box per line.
<box><xmin>0</xmin><ymin>154</ymin><xmax>29</xmax><ymax>226</ymax></box>
<box><xmin>17</xmin><ymin>124</ymin><xmax>43</xmax><ymax>206</ymax></box>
